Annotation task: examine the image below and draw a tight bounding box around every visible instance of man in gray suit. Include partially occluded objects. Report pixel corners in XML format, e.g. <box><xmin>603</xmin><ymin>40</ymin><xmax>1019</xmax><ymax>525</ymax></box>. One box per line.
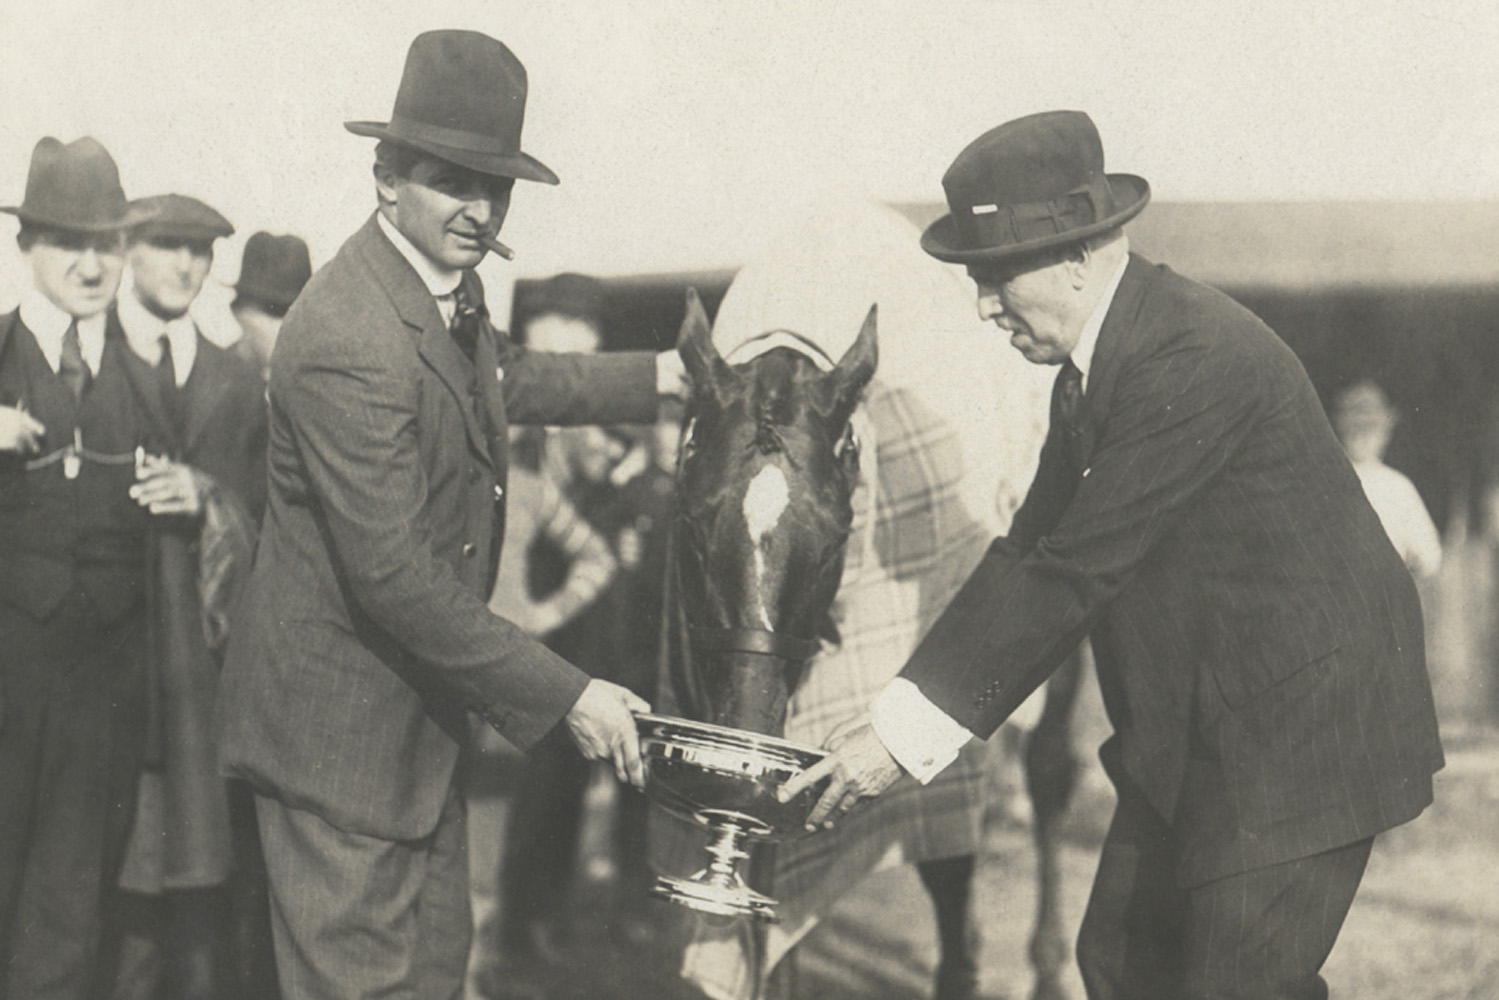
<box><xmin>218</xmin><ymin>31</ymin><xmax>686</xmax><ymax>1000</ymax></box>
<box><xmin>784</xmin><ymin>112</ymin><xmax>1443</xmax><ymax>999</ymax></box>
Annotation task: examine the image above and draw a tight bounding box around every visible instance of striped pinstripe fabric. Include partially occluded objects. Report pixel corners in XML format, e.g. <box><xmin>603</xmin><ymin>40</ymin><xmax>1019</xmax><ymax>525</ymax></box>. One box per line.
<box><xmin>901</xmin><ymin>255</ymin><xmax>1443</xmax><ymax>890</ymax></box>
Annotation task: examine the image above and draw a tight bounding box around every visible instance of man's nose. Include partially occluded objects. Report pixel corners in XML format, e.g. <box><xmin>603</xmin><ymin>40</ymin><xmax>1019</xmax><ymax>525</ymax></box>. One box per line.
<box><xmin>77</xmin><ymin>248</ymin><xmax>104</xmax><ymax>280</ymax></box>
<box><xmin>174</xmin><ymin>246</ymin><xmax>195</xmax><ymax>273</ymax></box>
<box><xmin>461</xmin><ymin>195</ymin><xmax>494</xmax><ymax>228</ymax></box>
<box><xmin>976</xmin><ymin>286</ymin><xmax>1004</xmax><ymax>322</ymax></box>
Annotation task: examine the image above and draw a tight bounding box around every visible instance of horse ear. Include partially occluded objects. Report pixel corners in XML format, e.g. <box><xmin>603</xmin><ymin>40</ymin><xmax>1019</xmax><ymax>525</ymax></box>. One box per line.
<box><xmin>676</xmin><ymin>287</ymin><xmax>728</xmax><ymax>405</ymax></box>
<box><xmin>822</xmin><ymin>304</ymin><xmax>879</xmax><ymax>421</ymax></box>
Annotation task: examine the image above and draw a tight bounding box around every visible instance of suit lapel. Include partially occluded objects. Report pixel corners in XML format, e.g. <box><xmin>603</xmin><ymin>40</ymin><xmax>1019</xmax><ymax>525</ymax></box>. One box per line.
<box><xmin>355</xmin><ymin>217</ymin><xmax>492</xmax><ymax>466</ymax></box>
<box><xmin>1074</xmin><ymin>254</ymin><xmax>1155</xmax><ymax>470</ymax></box>
<box><xmin>464</xmin><ymin>273</ymin><xmax>509</xmax><ymax>465</ymax></box>
<box><xmin>109</xmin><ymin>308</ymin><xmax>181</xmax><ymax>456</ymax></box>
<box><xmin>181</xmin><ymin>335</ymin><xmax>230</xmax><ymax>455</ymax></box>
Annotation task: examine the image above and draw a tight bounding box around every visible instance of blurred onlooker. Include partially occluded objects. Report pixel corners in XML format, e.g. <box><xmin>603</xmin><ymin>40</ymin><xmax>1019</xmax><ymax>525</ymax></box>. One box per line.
<box><xmin>1333</xmin><ymin>379</ymin><xmax>1442</xmax><ymax>578</ymax></box>
<box><xmin>496</xmin><ymin>273</ymin><xmax>675</xmax><ymax>966</ymax></box>
<box><xmin>108</xmin><ymin>193</ymin><xmax>276</xmax><ymax>1000</ymax></box>
<box><xmin>465</xmin><ymin>430</ymin><xmax>619</xmax><ymax>997</ymax></box>
<box><xmin>228</xmin><ymin>231</ymin><xmax>311</xmax><ymax>383</ymax></box>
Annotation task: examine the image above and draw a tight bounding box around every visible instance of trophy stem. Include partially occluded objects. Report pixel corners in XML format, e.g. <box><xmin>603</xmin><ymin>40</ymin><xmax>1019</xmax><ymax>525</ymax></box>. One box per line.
<box><xmin>703</xmin><ymin>822</ymin><xmax>751</xmax><ymax>885</ymax></box>
<box><xmin>652</xmin><ymin>818</ymin><xmax>781</xmax><ymax>922</ymax></box>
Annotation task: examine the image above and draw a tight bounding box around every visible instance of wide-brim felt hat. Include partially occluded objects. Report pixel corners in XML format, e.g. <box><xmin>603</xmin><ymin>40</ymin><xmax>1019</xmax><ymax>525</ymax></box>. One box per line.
<box><xmin>921</xmin><ymin>110</ymin><xmax>1150</xmax><ymax>265</ymax></box>
<box><xmin>1</xmin><ymin>136</ymin><xmax>156</xmax><ymax>233</ymax></box>
<box><xmin>346</xmin><ymin>29</ymin><xmax>558</xmax><ymax>185</ymax></box>
<box><xmin>130</xmin><ymin>193</ymin><xmax>235</xmax><ymax>243</ymax></box>
<box><xmin>235</xmin><ymin>231</ymin><xmax>312</xmax><ymax>309</ymax></box>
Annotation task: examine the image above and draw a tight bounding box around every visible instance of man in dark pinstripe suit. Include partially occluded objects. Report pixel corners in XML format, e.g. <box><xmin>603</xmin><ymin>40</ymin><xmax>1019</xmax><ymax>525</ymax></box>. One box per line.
<box><xmin>785</xmin><ymin>111</ymin><xmax>1444</xmax><ymax>998</ymax></box>
<box><xmin>217</xmin><ymin>31</ymin><xmax>686</xmax><ymax>1000</ymax></box>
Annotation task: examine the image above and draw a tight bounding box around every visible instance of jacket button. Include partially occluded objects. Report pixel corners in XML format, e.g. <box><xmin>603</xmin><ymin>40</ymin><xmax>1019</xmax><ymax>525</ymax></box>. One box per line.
<box><xmin>462</xmin><ymin>543</ymin><xmax>477</xmax><ymax>558</ymax></box>
<box><xmin>493</xmin><ymin>484</ymin><xmax>504</xmax><ymax>500</ymax></box>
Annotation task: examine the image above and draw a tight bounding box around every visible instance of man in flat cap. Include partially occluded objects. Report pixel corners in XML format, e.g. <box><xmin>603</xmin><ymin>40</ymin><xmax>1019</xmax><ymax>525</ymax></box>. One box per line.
<box><xmin>0</xmin><ymin>136</ymin><xmax>161</xmax><ymax>1000</ymax></box>
<box><xmin>785</xmin><ymin>111</ymin><xmax>1444</xmax><ymax>998</ymax></box>
<box><xmin>230</xmin><ymin>231</ymin><xmax>312</xmax><ymax>384</ymax></box>
<box><xmin>103</xmin><ymin>194</ymin><xmax>272</xmax><ymax>1000</ymax></box>
<box><xmin>217</xmin><ymin>30</ymin><xmax>687</xmax><ymax>999</ymax></box>
<box><xmin>118</xmin><ymin>194</ymin><xmax>268</xmax><ymax>518</ymax></box>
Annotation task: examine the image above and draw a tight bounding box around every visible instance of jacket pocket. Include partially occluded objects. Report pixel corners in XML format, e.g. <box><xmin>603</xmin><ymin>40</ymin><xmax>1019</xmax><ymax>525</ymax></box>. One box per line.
<box><xmin>1211</xmin><ymin>641</ymin><xmax>1340</xmax><ymax>709</ymax></box>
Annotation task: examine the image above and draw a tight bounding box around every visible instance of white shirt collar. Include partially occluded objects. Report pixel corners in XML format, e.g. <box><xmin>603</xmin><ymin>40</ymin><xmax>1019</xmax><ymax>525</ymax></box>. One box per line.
<box><xmin>117</xmin><ymin>290</ymin><xmax>198</xmax><ymax>386</ymax></box>
<box><xmin>18</xmin><ymin>289</ymin><xmax>108</xmax><ymax>376</ymax></box>
<box><xmin>377</xmin><ymin>211</ymin><xmax>462</xmax><ymax>300</ymax></box>
<box><xmin>1070</xmin><ymin>253</ymin><xmax>1130</xmax><ymax>391</ymax></box>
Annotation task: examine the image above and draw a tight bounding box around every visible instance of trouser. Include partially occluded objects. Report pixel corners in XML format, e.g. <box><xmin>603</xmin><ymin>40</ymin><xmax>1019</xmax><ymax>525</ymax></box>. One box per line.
<box><xmin>254</xmin><ymin>786</ymin><xmax>471</xmax><ymax>1000</ymax></box>
<box><xmin>1076</xmin><ymin>775</ymin><xmax>1372</xmax><ymax>1000</ymax></box>
<box><xmin>0</xmin><ymin>595</ymin><xmax>146</xmax><ymax>1000</ymax></box>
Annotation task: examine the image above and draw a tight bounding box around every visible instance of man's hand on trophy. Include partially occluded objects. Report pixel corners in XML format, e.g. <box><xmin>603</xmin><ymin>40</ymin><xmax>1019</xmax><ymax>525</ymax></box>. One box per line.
<box><xmin>565</xmin><ymin>678</ymin><xmax>650</xmax><ymax>789</ymax></box>
<box><xmin>777</xmin><ymin>722</ymin><xmax>904</xmax><ymax>830</ymax></box>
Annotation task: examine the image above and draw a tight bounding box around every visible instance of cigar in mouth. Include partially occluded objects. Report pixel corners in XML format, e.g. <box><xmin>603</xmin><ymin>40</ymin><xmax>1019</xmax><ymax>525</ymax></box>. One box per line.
<box><xmin>480</xmin><ymin>234</ymin><xmax>515</xmax><ymax>260</ymax></box>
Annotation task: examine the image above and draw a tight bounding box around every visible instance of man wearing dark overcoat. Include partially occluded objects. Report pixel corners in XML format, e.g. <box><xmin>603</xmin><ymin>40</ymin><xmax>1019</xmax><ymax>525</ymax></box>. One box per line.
<box><xmin>107</xmin><ymin>193</ymin><xmax>274</xmax><ymax>1000</ymax></box>
<box><xmin>785</xmin><ymin>111</ymin><xmax>1444</xmax><ymax>999</ymax></box>
<box><xmin>216</xmin><ymin>30</ymin><xmax>685</xmax><ymax>1000</ymax></box>
<box><xmin>0</xmin><ymin>136</ymin><xmax>159</xmax><ymax>1000</ymax></box>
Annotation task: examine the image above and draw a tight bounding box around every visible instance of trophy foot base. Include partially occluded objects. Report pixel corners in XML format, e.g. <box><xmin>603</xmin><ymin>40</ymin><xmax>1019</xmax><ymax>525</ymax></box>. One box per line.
<box><xmin>652</xmin><ymin>873</ymin><xmax>780</xmax><ymax>923</ymax></box>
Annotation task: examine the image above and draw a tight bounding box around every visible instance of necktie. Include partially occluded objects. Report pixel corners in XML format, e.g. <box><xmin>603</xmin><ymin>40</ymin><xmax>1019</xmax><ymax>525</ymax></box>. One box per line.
<box><xmin>1056</xmin><ymin>359</ymin><xmax>1084</xmax><ymax>435</ymax></box>
<box><xmin>59</xmin><ymin>319</ymin><xmax>90</xmax><ymax>399</ymax></box>
<box><xmin>449</xmin><ymin>282</ymin><xmax>481</xmax><ymax>363</ymax></box>
<box><xmin>157</xmin><ymin>334</ymin><xmax>183</xmax><ymax>436</ymax></box>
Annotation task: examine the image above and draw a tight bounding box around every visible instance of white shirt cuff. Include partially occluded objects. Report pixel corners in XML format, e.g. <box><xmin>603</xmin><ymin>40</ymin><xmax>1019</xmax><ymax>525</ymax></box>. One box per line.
<box><xmin>871</xmin><ymin>678</ymin><xmax>975</xmax><ymax>784</ymax></box>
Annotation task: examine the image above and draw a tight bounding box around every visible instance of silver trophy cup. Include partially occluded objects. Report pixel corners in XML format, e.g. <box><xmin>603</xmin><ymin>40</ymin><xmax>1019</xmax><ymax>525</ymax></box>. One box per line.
<box><xmin>636</xmin><ymin>713</ymin><xmax>832</xmax><ymax>922</ymax></box>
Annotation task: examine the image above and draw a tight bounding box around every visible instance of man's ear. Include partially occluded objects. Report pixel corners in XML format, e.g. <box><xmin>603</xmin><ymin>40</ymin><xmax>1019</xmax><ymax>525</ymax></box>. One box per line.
<box><xmin>1065</xmin><ymin>243</ymin><xmax>1091</xmax><ymax>290</ymax></box>
<box><xmin>373</xmin><ymin>161</ymin><xmax>400</xmax><ymax>210</ymax></box>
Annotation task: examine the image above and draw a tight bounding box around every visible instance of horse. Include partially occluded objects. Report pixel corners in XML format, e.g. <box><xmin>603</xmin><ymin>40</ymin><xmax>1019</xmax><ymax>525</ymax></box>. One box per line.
<box><xmin>663</xmin><ymin>261</ymin><xmax>1084</xmax><ymax>1000</ymax></box>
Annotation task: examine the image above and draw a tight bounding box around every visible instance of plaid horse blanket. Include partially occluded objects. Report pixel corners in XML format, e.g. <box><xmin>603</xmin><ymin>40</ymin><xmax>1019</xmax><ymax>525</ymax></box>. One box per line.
<box><xmin>660</xmin><ymin>198</ymin><xmax>1053</xmax><ymax>999</ymax></box>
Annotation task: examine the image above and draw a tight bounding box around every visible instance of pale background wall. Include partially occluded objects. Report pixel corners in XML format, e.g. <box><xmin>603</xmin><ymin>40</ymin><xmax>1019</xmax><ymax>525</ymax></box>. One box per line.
<box><xmin>3</xmin><ymin>0</ymin><xmax>1498</xmax><ymax>322</ymax></box>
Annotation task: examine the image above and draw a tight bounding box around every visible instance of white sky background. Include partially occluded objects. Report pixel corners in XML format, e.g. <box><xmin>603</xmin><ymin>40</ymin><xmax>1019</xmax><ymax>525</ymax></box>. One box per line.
<box><xmin>2</xmin><ymin>0</ymin><xmax>1498</xmax><ymax>322</ymax></box>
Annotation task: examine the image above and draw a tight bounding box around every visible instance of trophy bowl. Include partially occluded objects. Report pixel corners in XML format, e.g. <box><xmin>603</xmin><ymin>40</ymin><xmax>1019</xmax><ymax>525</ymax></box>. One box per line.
<box><xmin>636</xmin><ymin>712</ymin><xmax>831</xmax><ymax>922</ymax></box>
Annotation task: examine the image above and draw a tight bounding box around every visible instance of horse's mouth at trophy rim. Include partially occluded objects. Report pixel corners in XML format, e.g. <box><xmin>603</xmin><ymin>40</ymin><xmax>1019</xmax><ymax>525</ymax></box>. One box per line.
<box><xmin>634</xmin><ymin>712</ymin><xmax>832</xmax><ymax>842</ymax></box>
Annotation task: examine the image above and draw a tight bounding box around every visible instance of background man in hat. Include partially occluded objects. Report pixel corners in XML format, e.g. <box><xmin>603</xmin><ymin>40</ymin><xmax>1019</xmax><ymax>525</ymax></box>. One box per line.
<box><xmin>105</xmin><ymin>193</ymin><xmax>274</xmax><ymax>1000</ymax></box>
<box><xmin>783</xmin><ymin>111</ymin><xmax>1444</xmax><ymax>998</ymax></box>
<box><xmin>230</xmin><ymin>231</ymin><xmax>312</xmax><ymax>383</ymax></box>
<box><xmin>0</xmin><ymin>136</ymin><xmax>160</xmax><ymax>1000</ymax></box>
<box><xmin>216</xmin><ymin>30</ymin><xmax>687</xmax><ymax>1000</ymax></box>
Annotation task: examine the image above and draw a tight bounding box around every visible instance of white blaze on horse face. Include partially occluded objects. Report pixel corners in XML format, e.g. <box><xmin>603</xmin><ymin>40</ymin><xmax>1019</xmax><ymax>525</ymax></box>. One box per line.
<box><xmin>742</xmin><ymin>464</ymin><xmax>791</xmax><ymax>629</ymax></box>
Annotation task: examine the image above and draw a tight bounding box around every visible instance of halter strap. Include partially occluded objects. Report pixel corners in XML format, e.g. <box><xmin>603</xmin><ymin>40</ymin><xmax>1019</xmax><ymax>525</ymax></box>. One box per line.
<box><xmin>688</xmin><ymin>624</ymin><xmax>822</xmax><ymax>663</ymax></box>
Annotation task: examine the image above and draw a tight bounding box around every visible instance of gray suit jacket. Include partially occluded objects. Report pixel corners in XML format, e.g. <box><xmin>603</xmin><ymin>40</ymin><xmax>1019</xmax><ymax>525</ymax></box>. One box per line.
<box><xmin>901</xmin><ymin>255</ymin><xmax>1444</xmax><ymax>885</ymax></box>
<box><xmin>219</xmin><ymin>215</ymin><xmax>658</xmax><ymax>840</ymax></box>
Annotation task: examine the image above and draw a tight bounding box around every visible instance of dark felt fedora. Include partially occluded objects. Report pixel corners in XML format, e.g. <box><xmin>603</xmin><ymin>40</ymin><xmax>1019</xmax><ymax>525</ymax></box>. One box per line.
<box><xmin>235</xmin><ymin>231</ymin><xmax>312</xmax><ymax>310</ymax></box>
<box><xmin>921</xmin><ymin>111</ymin><xmax>1150</xmax><ymax>265</ymax></box>
<box><xmin>1</xmin><ymin>136</ymin><xmax>154</xmax><ymax>233</ymax></box>
<box><xmin>130</xmin><ymin>193</ymin><xmax>235</xmax><ymax>243</ymax></box>
<box><xmin>345</xmin><ymin>30</ymin><xmax>558</xmax><ymax>185</ymax></box>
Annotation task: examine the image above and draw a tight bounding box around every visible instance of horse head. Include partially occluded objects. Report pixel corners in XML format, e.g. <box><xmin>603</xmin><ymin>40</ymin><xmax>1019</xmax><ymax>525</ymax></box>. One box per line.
<box><xmin>670</xmin><ymin>288</ymin><xmax>877</xmax><ymax>736</ymax></box>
